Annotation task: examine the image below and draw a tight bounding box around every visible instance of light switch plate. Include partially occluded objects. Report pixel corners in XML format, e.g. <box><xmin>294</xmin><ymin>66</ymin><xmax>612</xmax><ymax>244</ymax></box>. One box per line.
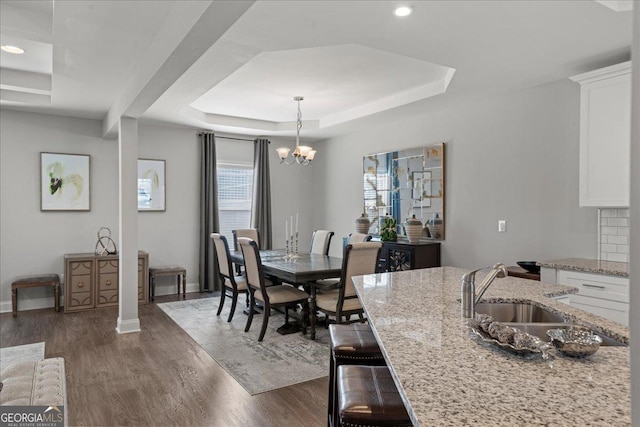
<box><xmin>498</xmin><ymin>220</ymin><xmax>506</xmax><ymax>232</ymax></box>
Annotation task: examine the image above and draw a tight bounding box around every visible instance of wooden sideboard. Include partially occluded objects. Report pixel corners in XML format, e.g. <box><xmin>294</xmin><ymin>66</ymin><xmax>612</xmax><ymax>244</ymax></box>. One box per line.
<box><xmin>64</xmin><ymin>251</ymin><xmax>149</xmax><ymax>312</ymax></box>
<box><xmin>379</xmin><ymin>240</ymin><xmax>441</xmax><ymax>272</ymax></box>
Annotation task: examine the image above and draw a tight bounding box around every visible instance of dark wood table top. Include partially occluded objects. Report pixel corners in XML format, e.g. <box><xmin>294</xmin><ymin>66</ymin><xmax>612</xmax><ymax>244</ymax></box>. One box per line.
<box><xmin>230</xmin><ymin>249</ymin><xmax>342</xmax><ymax>284</ymax></box>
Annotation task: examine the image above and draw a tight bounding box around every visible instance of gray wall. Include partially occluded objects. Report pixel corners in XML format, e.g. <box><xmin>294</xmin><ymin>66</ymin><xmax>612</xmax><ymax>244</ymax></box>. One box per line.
<box><xmin>0</xmin><ymin>109</ymin><xmax>314</xmax><ymax>312</ymax></box>
<box><xmin>312</xmin><ymin>78</ymin><xmax>599</xmax><ymax>268</ymax></box>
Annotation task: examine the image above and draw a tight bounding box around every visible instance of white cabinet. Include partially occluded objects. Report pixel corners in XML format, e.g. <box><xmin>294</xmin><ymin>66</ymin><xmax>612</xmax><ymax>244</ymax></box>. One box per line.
<box><xmin>556</xmin><ymin>270</ymin><xmax>629</xmax><ymax>326</ymax></box>
<box><xmin>570</xmin><ymin>62</ymin><xmax>631</xmax><ymax>207</ymax></box>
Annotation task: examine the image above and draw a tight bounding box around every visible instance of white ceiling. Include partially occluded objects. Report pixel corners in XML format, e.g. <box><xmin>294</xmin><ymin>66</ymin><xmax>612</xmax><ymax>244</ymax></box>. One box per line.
<box><xmin>0</xmin><ymin>0</ymin><xmax>633</xmax><ymax>141</ymax></box>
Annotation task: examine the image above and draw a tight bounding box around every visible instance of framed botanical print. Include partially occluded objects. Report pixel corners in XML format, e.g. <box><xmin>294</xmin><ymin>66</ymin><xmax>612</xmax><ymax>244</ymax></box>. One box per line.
<box><xmin>41</xmin><ymin>152</ymin><xmax>90</xmax><ymax>211</ymax></box>
<box><xmin>138</xmin><ymin>159</ymin><xmax>166</xmax><ymax>211</ymax></box>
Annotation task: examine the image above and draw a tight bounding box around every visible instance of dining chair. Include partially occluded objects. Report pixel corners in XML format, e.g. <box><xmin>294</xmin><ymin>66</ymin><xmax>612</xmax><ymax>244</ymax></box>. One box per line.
<box><xmin>211</xmin><ymin>233</ymin><xmax>248</xmax><ymax>322</ymax></box>
<box><xmin>347</xmin><ymin>232</ymin><xmax>372</xmax><ymax>244</ymax></box>
<box><xmin>238</xmin><ymin>237</ymin><xmax>310</xmax><ymax>341</ymax></box>
<box><xmin>315</xmin><ymin>241</ymin><xmax>382</xmax><ymax>324</ymax></box>
<box><xmin>310</xmin><ymin>230</ymin><xmax>334</xmax><ymax>255</ymax></box>
<box><xmin>232</xmin><ymin>229</ymin><xmax>261</xmax><ymax>274</ymax></box>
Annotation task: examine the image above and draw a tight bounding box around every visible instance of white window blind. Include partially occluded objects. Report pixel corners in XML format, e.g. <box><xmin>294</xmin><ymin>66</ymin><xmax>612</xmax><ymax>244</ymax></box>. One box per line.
<box><xmin>217</xmin><ymin>163</ymin><xmax>253</xmax><ymax>246</ymax></box>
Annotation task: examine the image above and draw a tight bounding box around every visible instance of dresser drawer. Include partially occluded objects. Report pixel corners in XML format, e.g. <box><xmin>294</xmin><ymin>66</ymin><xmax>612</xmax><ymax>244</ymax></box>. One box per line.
<box><xmin>556</xmin><ymin>270</ymin><xmax>629</xmax><ymax>303</ymax></box>
<box><xmin>68</xmin><ymin>260</ymin><xmax>92</xmax><ymax>276</ymax></box>
<box><xmin>98</xmin><ymin>259</ymin><xmax>118</xmax><ymax>274</ymax></box>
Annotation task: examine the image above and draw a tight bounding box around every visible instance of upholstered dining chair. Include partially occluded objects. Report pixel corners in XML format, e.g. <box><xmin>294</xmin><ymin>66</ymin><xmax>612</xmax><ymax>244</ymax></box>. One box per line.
<box><xmin>315</xmin><ymin>241</ymin><xmax>382</xmax><ymax>324</ymax></box>
<box><xmin>347</xmin><ymin>232</ymin><xmax>372</xmax><ymax>244</ymax></box>
<box><xmin>238</xmin><ymin>237</ymin><xmax>310</xmax><ymax>342</ymax></box>
<box><xmin>211</xmin><ymin>233</ymin><xmax>248</xmax><ymax>322</ymax></box>
<box><xmin>232</xmin><ymin>229</ymin><xmax>260</xmax><ymax>274</ymax></box>
<box><xmin>309</xmin><ymin>230</ymin><xmax>334</xmax><ymax>255</ymax></box>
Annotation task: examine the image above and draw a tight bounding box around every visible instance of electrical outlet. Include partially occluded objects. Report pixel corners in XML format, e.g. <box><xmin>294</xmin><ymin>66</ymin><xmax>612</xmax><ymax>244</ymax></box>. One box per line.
<box><xmin>498</xmin><ymin>220</ymin><xmax>506</xmax><ymax>233</ymax></box>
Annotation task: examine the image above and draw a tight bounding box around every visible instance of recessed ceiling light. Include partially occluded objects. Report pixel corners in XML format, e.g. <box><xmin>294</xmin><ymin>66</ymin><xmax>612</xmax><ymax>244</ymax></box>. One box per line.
<box><xmin>394</xmin><ymin>6</ymin><xmax>413</xmax><ymax>17</ymax></box>
<box><xmin>1</xmin><ymin>45</ymin><xmax>25</xmax><ymax>54</ymax></box>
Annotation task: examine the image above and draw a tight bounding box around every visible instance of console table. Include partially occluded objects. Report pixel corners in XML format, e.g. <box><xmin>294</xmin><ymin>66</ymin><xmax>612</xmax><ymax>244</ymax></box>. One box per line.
<box><xmin>64</xmin><ymin>251</ymin><xmax>149</xmax><ymax>312</ymax></box>
<box><xmin>379</xmin><ymin>240</ymin><xmax>441</xmax><ymax>271</ymax></box>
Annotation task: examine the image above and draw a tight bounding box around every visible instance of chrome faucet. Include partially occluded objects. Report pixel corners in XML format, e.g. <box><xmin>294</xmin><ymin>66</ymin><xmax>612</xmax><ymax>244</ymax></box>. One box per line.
<box><xmin>461</xmin><ymin>263</ymin><xmax>508</xmax><ymax>318</ymax></box>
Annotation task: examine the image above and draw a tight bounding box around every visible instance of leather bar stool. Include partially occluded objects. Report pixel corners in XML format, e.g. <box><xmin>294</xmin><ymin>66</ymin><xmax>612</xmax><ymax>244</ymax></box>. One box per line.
<box><xmin>337</xmin><ymin>365</ymin><xmax>412</xmax><ymax>427</ymax></box>
<box><xmin>328</xmin><ymin>323</ymin><xmax>386</xmax><ymax>427</ymax></box>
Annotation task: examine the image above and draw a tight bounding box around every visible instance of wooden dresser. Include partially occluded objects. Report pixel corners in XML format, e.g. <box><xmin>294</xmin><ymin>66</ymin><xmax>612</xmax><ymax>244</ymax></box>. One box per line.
<box><xmin>64</xmin><ymin>251</ymin><xmax>149</xmax><ymax>312</ymax></box>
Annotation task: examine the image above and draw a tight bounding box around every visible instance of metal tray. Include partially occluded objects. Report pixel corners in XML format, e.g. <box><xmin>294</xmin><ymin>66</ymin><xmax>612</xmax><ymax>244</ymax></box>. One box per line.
<box><xmin>468</xmin><ymin>319</ymin><xmax>550</xmax><ymax>357</ymax></box>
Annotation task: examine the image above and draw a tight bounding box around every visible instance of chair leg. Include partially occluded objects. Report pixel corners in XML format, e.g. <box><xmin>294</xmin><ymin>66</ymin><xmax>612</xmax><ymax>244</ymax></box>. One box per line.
<box><xmin>228</xmin><ymin>288</ymin><xmax>238</xmax><ymax>322</ymax></box>
<box><xmin>217</xmin><ymin>286</ymin><xmax>226</xmax><ymax>316</ymax></box>
<box><xmin>258</xmin><ymin>303</ymin><xmax>270</xmax><ymax>341</ymax></box>
<box><xmin>245</xmin><ymin>293</ymin><xmax>255</xmax><ymax>332</ymax></box>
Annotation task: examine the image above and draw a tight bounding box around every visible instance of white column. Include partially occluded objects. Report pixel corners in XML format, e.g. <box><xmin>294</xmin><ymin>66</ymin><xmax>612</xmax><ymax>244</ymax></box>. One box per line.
<box><xmin>630</xmin><ymin>3</ymin><xmax>639</xmax><ymax>424</ymax></box>
<box><xmin>116</xmin><ymin>116</ymin><xmax>141</xmax><ymax>334</ymax></box>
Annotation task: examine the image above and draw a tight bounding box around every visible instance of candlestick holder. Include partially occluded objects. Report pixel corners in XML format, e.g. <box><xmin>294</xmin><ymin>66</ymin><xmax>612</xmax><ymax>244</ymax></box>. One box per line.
<box><xmin>285</xmin><ymin>239</ymin><xmax>293</xmax><ymax>260</ymax></box>
<box><xmin>292</xmin><ymin>232</ymin><xmax>301</xmax><ymax>259</ymax></box>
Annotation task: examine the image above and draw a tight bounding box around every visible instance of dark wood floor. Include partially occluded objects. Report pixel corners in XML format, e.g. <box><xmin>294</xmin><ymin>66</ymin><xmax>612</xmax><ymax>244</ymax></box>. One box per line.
<box><xmin>1</xmin><ymin>292</ymin><xmax>328</xmax><ymax>427</ymax></box>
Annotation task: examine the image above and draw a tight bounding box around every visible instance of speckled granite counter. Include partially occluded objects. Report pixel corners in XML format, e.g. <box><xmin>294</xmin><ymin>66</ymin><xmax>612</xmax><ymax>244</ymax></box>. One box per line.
<box><xmin>538</xmin><ymin>258</ymin><xmax>629</xmax><ymax>277</ymax></box>
<box><xmin>352</xmin><ymin>267</ymin><xmax>630</xmax><ymax>426</ymax></box>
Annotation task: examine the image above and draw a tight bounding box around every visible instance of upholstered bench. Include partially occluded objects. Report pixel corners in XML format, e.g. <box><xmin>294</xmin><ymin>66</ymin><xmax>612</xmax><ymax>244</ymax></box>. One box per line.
<box><xmin>11</xmin><ymin>274</ymin><xmax>60</xmax><ymax>317</ymax></box>
<box><xmin>149</xmin><ymin>266</ymin><xmax>186</xmax><ymax>301</ymax></box>
<box><xmin>1</xmin><ymin>358</ymin><xmax>67</xmax><ymax>418</ymax></box>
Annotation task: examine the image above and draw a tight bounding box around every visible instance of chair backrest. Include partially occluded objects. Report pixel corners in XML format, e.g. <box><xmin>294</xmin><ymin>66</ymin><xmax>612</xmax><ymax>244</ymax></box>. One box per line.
<box><xmin>237</xmin><ymin>237</ymin><xmax>267</xmax><ymax>297</ymax></box>
<box><xmin>233</xmin><ymin>229</ymin><xmax>260</xmax><ymax>250</ymax></box>
<box><xmin>310</xmin><ymin>230</ymin><xmax>334</xmax><ymax>255</ymax></box>
<box><xmin>339</xmin><ymin>242</ymin><xmax>383</xmax><ymax>301</ymax></box>
<box><xmin>347</xmin><ymin>233</ymin><xmax>372</xmax><ymax>244</ymax></box>
<box><xmin>210</xmin><ymin>233</ymin><xmax>233</xmax><ymax>278</ymax></box>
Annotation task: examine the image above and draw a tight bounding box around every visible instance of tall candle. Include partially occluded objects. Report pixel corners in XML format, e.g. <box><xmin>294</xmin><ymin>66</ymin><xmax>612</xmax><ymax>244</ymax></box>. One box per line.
<box><xmin>290</xmin><ymin>216</ymin><xmax>293</xmax><ymax>238</ymax></box>
<box><xmin>285</xmin><ymin>219</ymin><xmax>288</xmax><ymax>243</ymax></box>
<box><xmin>296</xmin><ymin>212</ymin><xmax>299</xmax><ymax>234</ymax></box>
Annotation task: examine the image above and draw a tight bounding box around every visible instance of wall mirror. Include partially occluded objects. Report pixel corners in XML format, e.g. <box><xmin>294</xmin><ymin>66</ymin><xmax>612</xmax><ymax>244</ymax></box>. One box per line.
<box><xmin>363</xmin><ymin>142</ymin><xmax>445</xmax><ymax>240</ymax></box>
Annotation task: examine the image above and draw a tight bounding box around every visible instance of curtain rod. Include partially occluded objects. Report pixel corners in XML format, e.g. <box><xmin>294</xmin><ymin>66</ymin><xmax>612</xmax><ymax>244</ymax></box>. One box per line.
<box><xmin>197</xmin><ymin>132</ymin><xmax>269</xmax><ymax>143</ymax></box>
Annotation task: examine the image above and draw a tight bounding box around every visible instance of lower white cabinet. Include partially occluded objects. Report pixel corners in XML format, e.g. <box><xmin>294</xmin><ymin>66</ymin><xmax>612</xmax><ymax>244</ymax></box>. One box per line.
<box><xmin>556</xmin><ymin>270</ymin><xmax>629</xmax><ymax>326</ymax></box>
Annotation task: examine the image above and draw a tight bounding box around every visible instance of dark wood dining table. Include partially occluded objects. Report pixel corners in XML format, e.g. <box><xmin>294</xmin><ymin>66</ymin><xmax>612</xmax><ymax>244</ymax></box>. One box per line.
<box><xmin>229</xmin><ymin>249</ymin><xmax>343</xmax><ymax>340</ymax></box>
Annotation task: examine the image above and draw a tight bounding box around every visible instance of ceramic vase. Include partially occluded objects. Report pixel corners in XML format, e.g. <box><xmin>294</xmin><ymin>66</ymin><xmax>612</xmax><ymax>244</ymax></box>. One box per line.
<box><xmin>427</xmin><ymin>213</ymin><xmax>443</xmax><ymax>240</ymax></box>
<box><xmin>405</xmin><ymin>215</ymin><xmax>423</xmax><ymax>244</ymax></box>
<box><xmin>355</xmin><ymin>213</ymin><xmax>371</xmax><ymax>234</ymax></box>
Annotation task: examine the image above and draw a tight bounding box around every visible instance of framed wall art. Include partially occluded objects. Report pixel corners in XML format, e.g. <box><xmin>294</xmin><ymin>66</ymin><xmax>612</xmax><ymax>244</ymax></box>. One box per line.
<box><xmin>41</xmin><ymin>152</ymin><xmax>91</xmax><ymax>211</ymax></box>
<box><xmin>138</xmin><ymin>159</ymin><xmax>166</xmax><ymax>211</ymax></box>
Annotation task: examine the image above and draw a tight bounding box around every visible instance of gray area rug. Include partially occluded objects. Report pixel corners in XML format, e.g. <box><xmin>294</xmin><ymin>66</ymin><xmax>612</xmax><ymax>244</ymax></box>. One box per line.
<box><xmin>158</xmin><ymin>298</ymin><xmax>330</xmax><ymax>395</ymax></box>
<box><xmin>0</xmin><ymin>342</ymin><xmax>45</xmax><ymax>371</ymax></box>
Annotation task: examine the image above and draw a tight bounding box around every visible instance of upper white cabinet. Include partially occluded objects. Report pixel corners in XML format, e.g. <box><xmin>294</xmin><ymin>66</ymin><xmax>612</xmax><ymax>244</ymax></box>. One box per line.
<box><xmin>570</xmin><ymin>62</ymin><xmax>631</xmax><ymax>207</ymax></box>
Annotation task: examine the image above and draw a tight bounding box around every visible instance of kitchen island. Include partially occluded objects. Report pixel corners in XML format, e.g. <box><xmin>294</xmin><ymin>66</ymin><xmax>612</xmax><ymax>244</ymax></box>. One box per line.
<box><xmin>352</xmin><ymin>267</ymin><xmax>630</xmax><ymax>426</ymax></box>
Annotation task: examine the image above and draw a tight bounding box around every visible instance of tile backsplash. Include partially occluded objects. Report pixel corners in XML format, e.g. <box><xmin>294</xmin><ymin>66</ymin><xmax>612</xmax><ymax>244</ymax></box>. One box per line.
<box><xmin>599</xmin><ymin>208</ymin><xmax>630</xmax><ymax>263</ymax></box>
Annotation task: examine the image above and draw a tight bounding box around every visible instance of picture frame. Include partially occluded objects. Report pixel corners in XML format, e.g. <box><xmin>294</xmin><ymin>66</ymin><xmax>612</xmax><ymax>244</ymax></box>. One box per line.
<box><xmin>412</xmin><ymin>171</ymin><xmax>431</xmax><ymax>208</ymax></box>
<box><xmin>138</xmin><ymin>159</ymin><xmax>166</xmax><ymax>211</ymax></box>
<box><xmin>41</xmin><ymin>152</ymin><xmax>90</xmax><ymax>211</ymax></box>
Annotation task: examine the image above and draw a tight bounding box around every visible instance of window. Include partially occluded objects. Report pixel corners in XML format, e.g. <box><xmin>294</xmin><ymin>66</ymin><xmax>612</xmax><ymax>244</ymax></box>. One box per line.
<box><xmin>217</xmin><ymin>163</ymin><xmax>253</xmax><ymax>245</ymax></box>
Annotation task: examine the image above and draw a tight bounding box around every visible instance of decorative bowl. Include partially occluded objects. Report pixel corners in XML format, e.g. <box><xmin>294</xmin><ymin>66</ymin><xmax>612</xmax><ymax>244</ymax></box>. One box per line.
<box><xmin>547</xmin><ymin>328</ymin><xmax>602</xmax><ymax>357</ymax></box>
<box><xmin>517</xmin><ymin>261</ymin><xmax>540</xmax><ymax>274</ymax></box>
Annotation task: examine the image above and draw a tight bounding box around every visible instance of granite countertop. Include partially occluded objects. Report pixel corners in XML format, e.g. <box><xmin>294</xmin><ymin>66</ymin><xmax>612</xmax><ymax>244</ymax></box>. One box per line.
<box><xmin>538</xmin><ymin>257</ymin><xmax>629</xmax><ymax>278</ymax></box>
<box><xmin>352</xmin><ymin>267</ymin><xmax>630</xmax><ymax>426</ymax></box>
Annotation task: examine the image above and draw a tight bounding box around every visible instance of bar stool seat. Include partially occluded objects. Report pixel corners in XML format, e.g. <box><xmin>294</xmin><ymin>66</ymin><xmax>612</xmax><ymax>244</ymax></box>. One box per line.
<box><xmin>328</xmin><ymin>323</ymin><xmax>386</xmax><ymax>427</ymax></box>
<box><xmin>337</xmin><ymin>365</ymin><xmax>412</xmax><ymax>427</ymax></box>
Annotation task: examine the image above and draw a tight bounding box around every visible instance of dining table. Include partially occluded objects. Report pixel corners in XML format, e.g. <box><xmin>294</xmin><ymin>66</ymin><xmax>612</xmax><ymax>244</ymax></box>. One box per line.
<box><xmin>229</xmin><ymin>249</ymin><xmax>343</xmax><ymax>340</ymax></box>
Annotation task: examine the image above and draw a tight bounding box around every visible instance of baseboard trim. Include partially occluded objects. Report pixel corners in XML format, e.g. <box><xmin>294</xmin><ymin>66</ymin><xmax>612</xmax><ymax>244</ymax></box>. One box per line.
<box><xmin>116</xmin><ymin>317</ymin><xmax>141</xmax><ymax>334</ymax></box>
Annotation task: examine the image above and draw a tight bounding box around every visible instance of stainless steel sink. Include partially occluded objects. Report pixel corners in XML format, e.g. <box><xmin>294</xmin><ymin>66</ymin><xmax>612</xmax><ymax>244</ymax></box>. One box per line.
<box><xmin>504</xmin><ymin>323</ymin><xmax>627</xmax><ymax>347</ymax></box>
<box><xmin>475</xmin><ymin>302</ymin><xmax>567</xmax><ymax>323</ymax></box>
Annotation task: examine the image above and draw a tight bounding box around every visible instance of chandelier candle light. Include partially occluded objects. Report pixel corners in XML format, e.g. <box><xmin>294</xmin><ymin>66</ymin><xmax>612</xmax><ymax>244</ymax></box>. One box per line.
<box><xmin>276</xmin><ymin>97</ymin><xmax>316</xmax><ymax>165</ymax></box>
<box><xmin>285</xmin><ymin>213</ymin><xmax>300</xmax><ymax>260</ymax></box>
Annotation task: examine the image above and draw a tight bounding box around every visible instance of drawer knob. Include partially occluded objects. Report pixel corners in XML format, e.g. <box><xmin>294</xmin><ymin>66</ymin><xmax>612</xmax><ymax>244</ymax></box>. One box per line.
<box><xmin>78</xmin><ymin>282</ymin><xmax>84</xmax><ymax>288</ymax></box>
<box><xmin>106</xmin><ymin>280</ymin><xmax>112</xmax><ymax>286</ymax></box>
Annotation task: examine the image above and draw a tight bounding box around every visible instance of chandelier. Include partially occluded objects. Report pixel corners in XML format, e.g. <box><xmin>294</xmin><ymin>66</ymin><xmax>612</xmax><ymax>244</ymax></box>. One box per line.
<box><xmin>276</xmin><ymin>96</ymin><xmax>316</xmax><ymax>165</ymax></box>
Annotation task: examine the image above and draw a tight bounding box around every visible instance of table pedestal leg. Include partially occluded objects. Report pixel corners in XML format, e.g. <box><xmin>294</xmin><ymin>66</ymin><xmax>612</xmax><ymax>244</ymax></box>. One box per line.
<box><xmin>309</xmin><ymin>287</ymin><xmax>317</xmax><ymax>340</ymax></box>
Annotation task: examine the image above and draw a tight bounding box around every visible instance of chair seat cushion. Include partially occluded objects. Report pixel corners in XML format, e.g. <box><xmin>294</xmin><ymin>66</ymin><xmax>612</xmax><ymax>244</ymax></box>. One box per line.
<box><xmin>316</xmin><ymin>292</ymin><xmax>362</xmax><ymax>313</ymax></box>
<box><xmin>224</xmin><ymin>275</ymin><xmax>247</xmax><ymax>291</ymax></box>
<box><xmin>314</xmin><ymin>278</ymin><xmax>340</xmax><ymax>293</ymax></box>
<box><xmin>255</xmin><ymin>285</ymin><xmax>308</xmax><ymax>305</ymax></box>
<box><xmin>338</xmin><ymin>365</ymin><xmax>411</xmax><ymax>427</ymax></box>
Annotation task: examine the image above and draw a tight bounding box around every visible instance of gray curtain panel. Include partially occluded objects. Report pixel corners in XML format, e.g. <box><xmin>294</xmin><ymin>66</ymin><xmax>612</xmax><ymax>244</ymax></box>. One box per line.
<box><xmin>251</xmin><ymin>138</ymin><xmax>272</xmax><ymax>249</ymax></box>
<box><xmin>199</xmin><ymin>132</ymin><xmax>221</xmax><ymax>291</ymax></box>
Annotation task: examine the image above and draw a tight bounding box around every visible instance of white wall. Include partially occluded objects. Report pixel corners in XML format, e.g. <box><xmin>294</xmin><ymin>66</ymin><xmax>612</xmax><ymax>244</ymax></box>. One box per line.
<box><xmin>312</xmin><ymin>78</ymin><xmax>599</xmax><ymax>267</ymax></box>
<box><xmin>0</xmin><ymin>110</ymin><xmax>315</xmax><ymax>312</ymax></box>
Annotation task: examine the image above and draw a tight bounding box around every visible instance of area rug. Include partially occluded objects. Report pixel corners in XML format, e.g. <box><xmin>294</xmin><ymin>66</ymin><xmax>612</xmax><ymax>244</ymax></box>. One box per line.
<box><xmin>158</xmin><ymin>298</ymin><xmax>330</xmax><ymax>395</ymax></box>
<box><xmin>0</xmin><ymin>342</ymin><xmax>45</xmax><ymax>371</ymax></box>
